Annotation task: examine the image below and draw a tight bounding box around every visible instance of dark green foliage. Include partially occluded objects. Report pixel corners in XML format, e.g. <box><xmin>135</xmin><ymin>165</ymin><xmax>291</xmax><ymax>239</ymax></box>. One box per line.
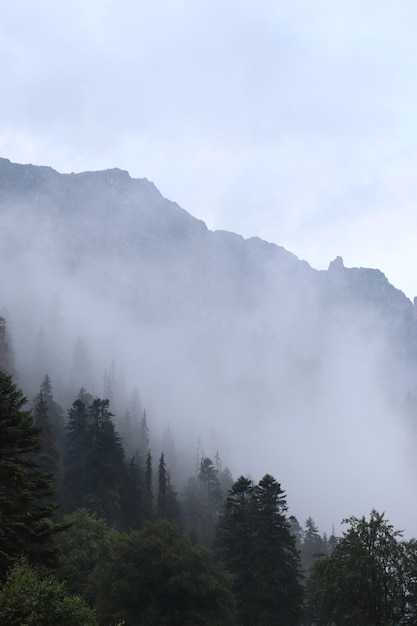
<box><xmin>157</xmin><ymin>452</ymin><xmax>168</xmax><ymax>518</ymax></box>
<box><xmin>35</xmin><ymin>374</ymin><xmax>65</xmax><ymax>450</ymax></box>
<box><xmin>56</xmin><ymin>508</ymin><xmax>117</xmax><ymax>600</ymax></box>
<box><xmin>91</xmin><ymin>520</ymin><xmax>237</xmax><ymax>626</ymax></box>
<box><xmin>32</xmin><ymin>391</ymin><xmax>60</xmax><ymax>499</ymax></box>
<box><xmin>85</xmin><ymin>399</ymin><xmax>125</xmax><ymax>526</ymax></box>
<box><xmin>0</xmin><ymin>369</ymin><xmax>61</xmax><ymax>578</ymax></box>
<box><xmin>311</xmin><ymin>510</ymin><xmax>417</xmax><ymax>625</ymax></box>
<box><xmin>217</xmin><ymin>474</ymin><xmax>303</xmax><ymax>625</ymax></box>
<box><xmin>156</xmin><ymin>452</ymin><xmax>180</xmax><ymax>523</ymax></box>
<box><xmin>251</xmin><ymin>474</ymin><xmax>303</xmax><ymax>625</ymax></box>
<box><xmin>0</xmin><ymin>561</ymin><xmax>98</xmax><ymax>625</ymax></box>
<box><xmin>63</xmin><ymin>392</ymin><xmax>148</xmax><ymax>531</ymax></box>
<box><xmin>120</xmin><ymin>454</ymin><xmax>144</xmax><ymax>530</ymax></box>
<box><xmin>143</xmin><ymin>449</ymin><xmax>153</xmax><ymax>519</ymax></box>
<box><xmin>216</xmin><ymin>476</ymin><xmax>255</xmax><ymax>622</ymax></box>
<box><xmin>62</xmin><ymin>396</ymin><xmax>90</xmax><ymax>513</ymax></box>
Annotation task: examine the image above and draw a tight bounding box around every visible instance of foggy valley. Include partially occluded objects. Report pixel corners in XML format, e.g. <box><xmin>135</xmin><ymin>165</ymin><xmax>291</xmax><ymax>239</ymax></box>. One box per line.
<box><xmin>4</xmin><ymin>2</ymin><xmax>417</xmax><ymax>621</ymax></box>
<box><xmin>1</xmin><ymin>156</ymin><xmax>416</xmax><ymax>536</ymax></box>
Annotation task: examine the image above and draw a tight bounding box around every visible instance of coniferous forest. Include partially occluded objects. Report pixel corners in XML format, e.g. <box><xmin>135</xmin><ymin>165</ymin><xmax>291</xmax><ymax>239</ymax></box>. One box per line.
<box><xmin>2</xmin><ymin>312</ymin><xmax>417</xmax><ymax>626</ymax></box>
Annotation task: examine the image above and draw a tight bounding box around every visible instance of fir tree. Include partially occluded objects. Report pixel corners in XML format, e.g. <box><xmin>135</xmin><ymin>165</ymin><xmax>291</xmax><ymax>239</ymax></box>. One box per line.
<box><xmin>121</xmin><ymin>455</ymin><xmax>144</xmax><ymax>530</ymax></box>
<box><xmin>85</xmin><ymin>399</ymin><xmax>125</xmax><ymax>527</ymax></box>
<box><xmin>0</xmin><ymin>369</ymin><xmax>61</xmax><ymax>578</ymax></box>
<box><xmin>197</xmin><ymin>456</ymin><xmax>222</xmax><ymax>546</ymax></box>
<box><xmin>157</xmin><ymin>452</ymin><xmax>168</xmax><ymax>519</ymax></box>
<box><xmin>62</xmin><ymin>396</ymin><xmax>90</xmax><ymax>514</ymax></box>
<box><xmin>32</xmin><ymin>391</ymin><xmax>60</xmax><ymax>498</ymax></box>
<box><xmin>251</xmin><ymin>474</ymin><xmax>303</xmax><ymax>625</ymax></box>
<box><xmin>216</xmin><ymin>476</ymin><xmax>256</xmax><ymax>623</ymax></box>
<box><xmin>217</xmin><ymin>474</ymin><xmax>303</xmax><ymax>625</ymax></box>
<box><xmin>143</xmin><ymin>450</ymin><xmax>153</xmax><ymax>520</ymax></box>
<box><xmin>35</xmin><ymin>375</ymin><xmax>65</xmax><ymax>451</ymax></box>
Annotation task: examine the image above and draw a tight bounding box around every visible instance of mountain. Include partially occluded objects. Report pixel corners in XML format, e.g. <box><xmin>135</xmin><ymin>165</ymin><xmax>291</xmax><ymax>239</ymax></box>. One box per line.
<box><xmin>1</xmin><ymin>157</ymin><xmax>416</xmax><ymax>532</ymax></box>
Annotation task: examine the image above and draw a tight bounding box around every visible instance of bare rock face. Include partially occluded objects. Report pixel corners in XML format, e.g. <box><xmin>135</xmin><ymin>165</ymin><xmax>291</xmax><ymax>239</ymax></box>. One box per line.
<box><xmin>0</xmin><ymin>156</ymin><xmax>416</xmax><ymax>362</ymax></box>
<box><xmin>328</xmin><ymin>256</ymin><xmax>344</xmax><ymax>271</ymax></box>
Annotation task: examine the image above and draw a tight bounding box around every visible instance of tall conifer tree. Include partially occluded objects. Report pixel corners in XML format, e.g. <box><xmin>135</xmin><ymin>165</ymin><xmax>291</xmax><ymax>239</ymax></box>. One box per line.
<box><xmin>85</xmin><ymin>399</ymin><xmax>125</xmax><ymax>526</ymax></box>
<box><xmin>157</xmin><ymin>453</ymin><xmax>168</xmax><ymax>519</ymax></box>
<box><xmin>143</xmin><ymin>450</ymin><xmax>153</xmax><ymax>520</ymax></box>
<box><xmin>0</xmin><ymin>369</ymin><xmax>61</xmax><ymax>578</ymax></box>
<box><xmin>217</xmin><ymin>474</ymin><xmax>303</xmax><ymax>625</ymax></box>
<box><xmin>62</xmin><ymin>396</ymin><xmax>90</xmax><ymax>513</ymax></box>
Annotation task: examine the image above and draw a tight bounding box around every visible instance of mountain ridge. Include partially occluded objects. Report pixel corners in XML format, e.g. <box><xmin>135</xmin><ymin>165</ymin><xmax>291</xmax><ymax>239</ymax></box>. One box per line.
<box><xmin>1</xmin><ymin>156</ymin><xmax>417</xmax><ymax>534</ymax></box>
<box><xmin>0</xmin><ymin>156</ymin><xmax>409</xmax><ymax>307</ymax></box>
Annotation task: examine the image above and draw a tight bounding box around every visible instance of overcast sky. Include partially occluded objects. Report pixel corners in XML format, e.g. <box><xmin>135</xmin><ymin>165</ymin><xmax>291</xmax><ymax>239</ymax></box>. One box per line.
<box><xmin>2</xmin><ymin>0</ymin><xmax>417</xmax><ymax>299</ymax></box>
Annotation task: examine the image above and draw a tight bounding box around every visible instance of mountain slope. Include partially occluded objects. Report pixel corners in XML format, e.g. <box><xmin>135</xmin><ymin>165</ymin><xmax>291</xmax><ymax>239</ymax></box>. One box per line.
<box><xmin>0</xmin><ymin>157</ymin><xmax>416</xmax><ymax>533</ymax></box>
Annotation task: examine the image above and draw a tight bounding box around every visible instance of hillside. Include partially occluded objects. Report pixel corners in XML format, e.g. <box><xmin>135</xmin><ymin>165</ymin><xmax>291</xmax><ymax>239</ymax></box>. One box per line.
<box><xmin>0</xmin><ymin>157</ymin><xmax>416</xmax><ymax>532</ymax></box>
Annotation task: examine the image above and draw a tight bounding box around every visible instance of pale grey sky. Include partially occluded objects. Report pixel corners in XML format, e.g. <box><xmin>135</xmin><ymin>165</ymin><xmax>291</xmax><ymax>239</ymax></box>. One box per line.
<box><xmin>2</xmin><ymin>0</ymin><xmax>417</xmax><ymax>298</ymax></box>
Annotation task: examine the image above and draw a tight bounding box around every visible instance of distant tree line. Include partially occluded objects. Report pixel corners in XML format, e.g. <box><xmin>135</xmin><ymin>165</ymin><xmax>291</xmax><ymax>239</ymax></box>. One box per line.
<box><xmin>2</xmin><ymin>313</ymin><xmax>417</xmax><ymax>624</ymax></box>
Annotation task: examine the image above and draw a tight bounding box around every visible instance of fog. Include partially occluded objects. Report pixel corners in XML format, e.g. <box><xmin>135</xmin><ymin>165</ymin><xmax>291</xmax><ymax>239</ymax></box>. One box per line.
<box><xmin>1</xmin><ymin>161</ymin><xmax>416</xmax><ymax>536</ymax></box>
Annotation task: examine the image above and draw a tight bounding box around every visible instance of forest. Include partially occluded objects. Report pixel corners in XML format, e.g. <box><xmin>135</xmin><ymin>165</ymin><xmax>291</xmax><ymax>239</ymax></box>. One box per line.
<box><xmin>1</xmin><ymin>312</ymin><xmax>417</xmax><ymax>626</ymax></box>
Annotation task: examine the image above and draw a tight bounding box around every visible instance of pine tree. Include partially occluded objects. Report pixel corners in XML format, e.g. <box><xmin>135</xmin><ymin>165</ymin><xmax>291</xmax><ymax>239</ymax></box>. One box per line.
<box><xmin>62</xmin><ymin>395</ymin><xmax>90</xmax><ymax>514</ymax></box>
<box><xmin>217</xmin><ymin>474</ymin><xmax>303</xmax><ymax>626</ymax></box>
<box><xmin>197</xmin><ymin>456</ymin><xmax>222</xmax><ymax>546</ymax></box>
<box><xmin>251</xmin><ymin>475</ymin><xmax>303</xmax><ymax>625</ymax></box>
<box><xmin>0</xmin><ymin>369</ymin><xmax>61</xmax><ymax>577</ymax></box>
<box><xmin>35</xmin><ymin>375</ymin><xmax>65</xmax><ymax>451</ymax></box>
<box><xmin>157</xmin><ymin>453</ymin><xmax>168</xmax><ymax>519</ymax></box>
<box><xmin>85</xmin><ymin>399</ymin><xmax>125</xmax><ymax>527</ymax></box>
<box><xmin>143</xmin><ymin>450</ymin><xmax>153</xmax><ymax>520</ymax></box>
<box><xmin>216</xmin><ymin>476</ymin><xmax>255</xmax><ymax>624</ymax></box>
<box><xmin>33</xmin><ymin>391</ymin><xmax>60</xmax><ymax>498</ymax></box>
<box><xmin>121</xmin><ymin>455</ymin><xmax>144</xmax><ymax>530</ymax></box>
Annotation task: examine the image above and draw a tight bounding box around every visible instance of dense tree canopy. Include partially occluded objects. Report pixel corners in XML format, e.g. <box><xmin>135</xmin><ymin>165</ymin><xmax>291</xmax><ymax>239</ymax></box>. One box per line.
<box><xmin>311</xmin><ymin>509</ymin><xmax>417</xmax><ymax>625</ymax></box>
<box><xmin>91</xmin><ymin>520</ymin><xmax>237</xmax><ymax>626</ymax></box>
<box><xmin>4</xmin><ymin>308</ymin><xmax>417</xmax><ymax>626</ymax></box>
<box><xmin>0</xmin><ymin>561</ymin><xmax>98</xmax><ymax>626</ymax></box>
<box><xmin>217</xmin><ymin>474</ymin><xmax>303</xmax><ymax>626</ymax></box>
<box><xmin>56</xmin><ymin>508</ymin><xmax>117</xmax><ymax>600</ymax></box>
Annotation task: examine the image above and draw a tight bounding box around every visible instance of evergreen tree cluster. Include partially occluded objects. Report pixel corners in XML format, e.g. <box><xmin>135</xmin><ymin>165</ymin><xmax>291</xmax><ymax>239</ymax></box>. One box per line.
<box><xmin>2</xmin><ymin>313</ymin><xmax>417</xmax><ymax>624</ymax></box>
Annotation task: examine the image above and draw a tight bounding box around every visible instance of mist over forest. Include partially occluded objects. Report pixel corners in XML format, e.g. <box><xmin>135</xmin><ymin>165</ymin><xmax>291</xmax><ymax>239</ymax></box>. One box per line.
<box><xmin>1</xmin><ymin>156</ymin><xmax>416</xmax><ymax>535</ymax></box>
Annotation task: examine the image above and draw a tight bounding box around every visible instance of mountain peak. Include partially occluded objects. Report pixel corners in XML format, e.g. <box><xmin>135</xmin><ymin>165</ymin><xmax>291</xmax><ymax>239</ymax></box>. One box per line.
<box><xmin>328</xmin><ymin>256</ymin><xmax>344</xmax><ymax>271</ymax></box>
